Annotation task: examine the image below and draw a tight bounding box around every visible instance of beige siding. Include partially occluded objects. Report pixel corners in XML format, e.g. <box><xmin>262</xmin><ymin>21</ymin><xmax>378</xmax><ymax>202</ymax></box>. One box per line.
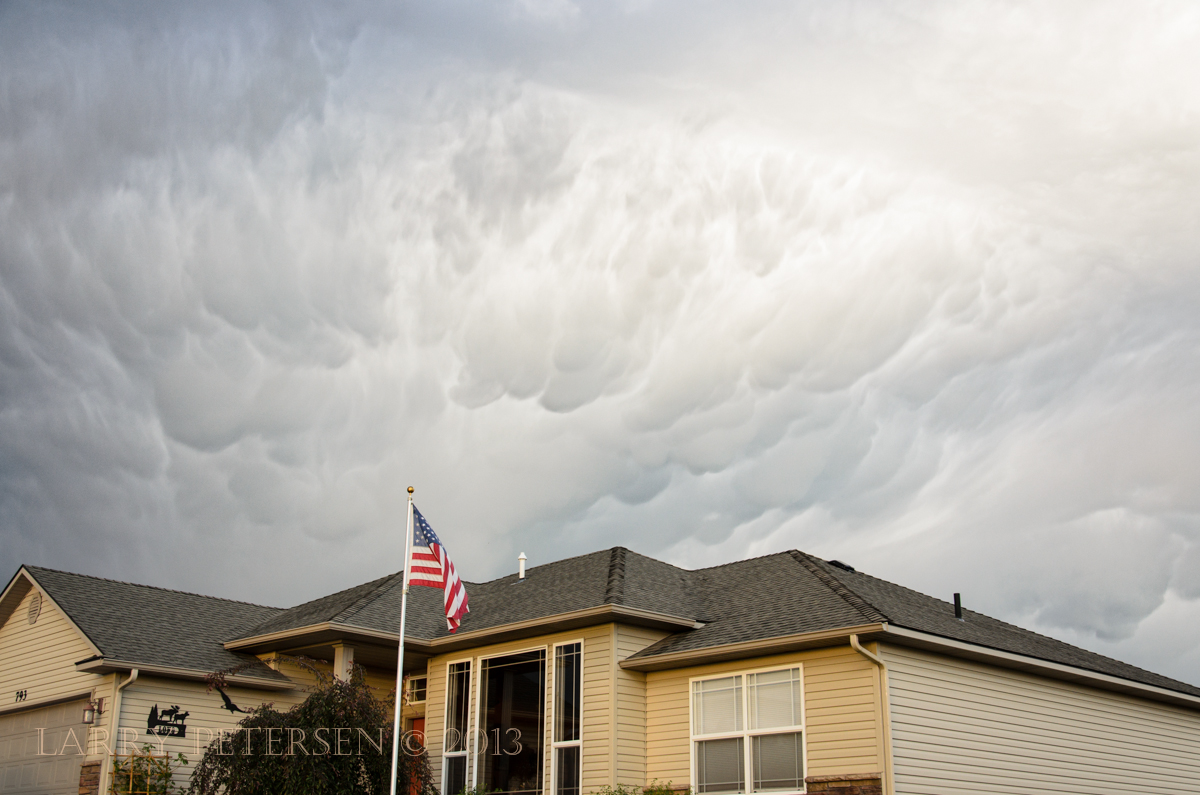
<box><xmin>425</xmin><ymin>626</ymin><xmax>614</xmax><ymax>795</ymax></box>
<box><xmin>646</xmin><ymin>645</ymin><xmax>884</xmax><ymax>788</ymax></box>
<box><xmin>0</xmin><ymin>586</ymin><xmax>107</xmax><ymax>716</ymax></box>
<box><xmin>112</xmin><ymin>674</ymin><xmax>307</xmax><ymax>787</ymax></box>
<box><xmin>262</xmin><ymin>653</ymin><xmax>404</xmax><ymax>712</ymax></box>
<box><xmin>882</xmin><ymin>644</ymin><xmax>1200</xmax><ymax>795</ymax></box>
<box><xmin>614</xmin><ymin>626</ymin><xmax>671</xmax><ymax>787</ymax></box>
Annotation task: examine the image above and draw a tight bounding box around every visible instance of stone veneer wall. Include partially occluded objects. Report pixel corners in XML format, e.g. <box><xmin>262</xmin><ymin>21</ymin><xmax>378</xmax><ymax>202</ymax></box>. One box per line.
<box><xmin>78</xmin><ymin>761</ymin><xmax>101</xmax><ymax>795</ymax></box>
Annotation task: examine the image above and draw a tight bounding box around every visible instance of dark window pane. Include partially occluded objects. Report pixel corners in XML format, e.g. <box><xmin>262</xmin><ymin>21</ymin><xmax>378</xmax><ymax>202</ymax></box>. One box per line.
<box><xmin>696</xmin><ymin>737</ymin><xmax>744</xmax><ymax>794</ymax></box>
<box><xmin>445</xmin><ymin>755</ymin><xmax>467</xmax><ymax>795</ymax></box>
<box><xmin>481</xmin><ymin>651</ymin><xmax>546</xmax><ymax>795</ymax></box>
<box><xmin>751</xmin><ymin>733</ymin><xmax>803</xmax><ymax>792</ymax></box>
<box><xmin>554</xmin><ymin>644</ymin><xmax>582</xmax><ymax>743</ymax></box>
<box><xmin>445</xmin><ymin>663</ymin><xmax>471</xmax><ymax>752</ymax></box>
<box><xmin>555</xmin><ymin>745</ymin><xmax>580</xmax><ymax>795</ymax></box>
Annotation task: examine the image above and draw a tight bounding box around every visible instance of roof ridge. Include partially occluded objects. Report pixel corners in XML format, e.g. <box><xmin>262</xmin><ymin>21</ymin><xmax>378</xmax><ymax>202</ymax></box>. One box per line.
<box><xmin>333</xmin><ymin>571</ymin><xmax>407</xmax><ymax>624</ymax></box>
<box><xmin>24</xmin><ymin>565</ymin><xmax>282</xmax><ymax>610</ymax></box>
<box><xmin>689</xmin><ymin>549</ymin><xmax>799</xmax><ymax>572</ymax></box>
<box><xmin>787</xmin><ymin>551</ymin><xmax>889</xmax><ymax>624</ymax></box>
<box><xmin>604</xmin><ymin>547</ymin><xmax>627</xmax><ymax>605</ymax></box>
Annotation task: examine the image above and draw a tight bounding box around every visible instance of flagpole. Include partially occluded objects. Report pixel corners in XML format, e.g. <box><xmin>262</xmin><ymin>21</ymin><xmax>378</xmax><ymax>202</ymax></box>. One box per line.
<box><xmin>389</xmin><ymin>487</ymin><xmax>415</xmax><ymax>795</ymax></box>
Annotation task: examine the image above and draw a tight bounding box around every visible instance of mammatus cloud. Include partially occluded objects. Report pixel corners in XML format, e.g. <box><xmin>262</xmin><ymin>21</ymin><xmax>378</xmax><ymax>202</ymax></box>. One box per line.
<box><xmin>2</xmin><ymin>0</ymin><xmax>1200</xmax><ymax>682</ymax></box>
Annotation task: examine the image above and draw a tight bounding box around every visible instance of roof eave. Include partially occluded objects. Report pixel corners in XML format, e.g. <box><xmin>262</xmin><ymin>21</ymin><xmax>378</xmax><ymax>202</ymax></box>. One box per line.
<box><xmin>881</xmin><ymin>625</ymin><xmax>1200</xmax><ymax>712</ymax></box>
<box><xmin>74</xmin><ymin>657</ymin><xmax>295</xmax><ymax>691</ymax></box>
<box><xmin>619</xmin><ymin>623</ymin><xmax>891</xmax><ymax>671</ymax></box>
<box><xmin>224</xmin><ymin>604</ymin><xmax>699</xmax><ymax>655</ymax></box>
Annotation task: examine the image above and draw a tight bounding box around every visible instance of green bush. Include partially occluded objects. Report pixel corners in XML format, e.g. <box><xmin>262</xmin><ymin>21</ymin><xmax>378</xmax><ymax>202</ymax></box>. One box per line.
<box><xmin>593</xmin><ymin>781</ymin><xmax>689</xmax><ymax>795</ymax></box>
<box><xmin>110</xmin><ymin>745</ymin><xmax>188</xmax><ymax>794</ymax></box>
<box><xmin>187</xmin><ymin>662</ymin><xmax>434</xmax><ymax>795</ymax></box>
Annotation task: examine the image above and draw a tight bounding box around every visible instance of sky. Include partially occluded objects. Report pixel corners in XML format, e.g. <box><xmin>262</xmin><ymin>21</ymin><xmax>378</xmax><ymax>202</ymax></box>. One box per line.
<box><xmin>3</xmin><ymin>0</ymin><xmax>1200</xmax><ymax>685</ymax></box>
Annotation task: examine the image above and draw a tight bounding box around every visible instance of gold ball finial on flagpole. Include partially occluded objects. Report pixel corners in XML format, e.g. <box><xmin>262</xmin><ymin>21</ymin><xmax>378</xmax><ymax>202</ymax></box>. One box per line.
<box><xmin>407</xmin><ymin>486</ymin><xmax>414</xmax><ymax>494</ymax></box>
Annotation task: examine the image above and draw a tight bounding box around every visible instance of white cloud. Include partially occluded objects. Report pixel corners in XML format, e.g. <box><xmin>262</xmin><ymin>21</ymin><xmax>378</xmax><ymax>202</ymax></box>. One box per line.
<box><xmin>2</xmin><ymin>0</ymin><xmax>1200</xmax><ymax>683</ymax></box>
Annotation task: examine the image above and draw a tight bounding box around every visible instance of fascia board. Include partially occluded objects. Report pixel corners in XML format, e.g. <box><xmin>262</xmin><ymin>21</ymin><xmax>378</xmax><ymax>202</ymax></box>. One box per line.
<box><xmin>10</xmin><ymin>568</ymin><xmax>104</xmax><ymax>658</ymax></box>
<box><xmin>73</xmin><ymin>658</ymin><xmax>296</xmax><ymax>691</ymax></box>
<box><xmin>0</xmin><ymin>568</ymin><xmax>32</xmax><ymax>629</ymax></box>
<box><xmin>881</xmin><ymin>625</ymin><xmax>1200</xmax><ymax>712</ymax></box>
<box><xmin>619</xmin><ymin>623</ymin><xmax>891</xmax><ymax>671</ymax></box>
<box><xmin>223</xmin><ymin>622</ymin><xmax>428</xmax><ymax>652</ymax></box>
<box><xmin>224</xmin><ymin>605</ymin><xmax>697</xmax><ymax>655</ymax></box>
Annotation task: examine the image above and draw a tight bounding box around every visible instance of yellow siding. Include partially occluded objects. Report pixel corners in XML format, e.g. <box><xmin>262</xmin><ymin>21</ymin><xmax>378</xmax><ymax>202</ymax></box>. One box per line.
<box><xmin>112</xmin><ymin>674</ymin><xmax>308</xmax><ymax>788</ymax></box>
<box><xmin>645</xmin><ymin>645</ymin><xmax>884</xmax><ymax>788</ymax></box>
<box><xmin>0</xmin><ymin>586</ymin><xmax>107</xmax><ymax>716</ymax></box>
<box><xmin>261</xmin><ymin>654</ymin><xmax>405</xmax><ymax>713</ymax></box>
<box><xmin>425</xmin><ymin>625</ymin><xmax>614</xmax><ymax>795</ymax></box>
<box><xmin>614</xmin><ymin>625</ymin><xmax>671</xmax><ymax>787</ymax></box>
<box><xmin>883</xmin><ymin>644</ymin><xmax>1200</xmax><ymax>795</ymax></box>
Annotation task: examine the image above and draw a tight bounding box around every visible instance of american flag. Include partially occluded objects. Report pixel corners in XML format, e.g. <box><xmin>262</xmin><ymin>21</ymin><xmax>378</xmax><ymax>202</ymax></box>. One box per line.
<box><xmin>409</xmin><ymin>506</ymin><xmax>470</xmax><ymax>633</ymax></box>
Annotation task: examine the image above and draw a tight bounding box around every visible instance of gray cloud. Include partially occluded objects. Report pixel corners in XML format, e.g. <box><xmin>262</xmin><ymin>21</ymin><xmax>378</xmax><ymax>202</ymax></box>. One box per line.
<box><xmin>3</xmin><ymin>0</ymin><xmax>1200</xmax><ymax>684</ymax></box>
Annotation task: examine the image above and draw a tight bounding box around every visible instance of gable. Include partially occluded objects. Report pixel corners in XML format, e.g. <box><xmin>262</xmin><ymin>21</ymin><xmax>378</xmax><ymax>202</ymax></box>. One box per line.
<box><xmin>0</xmin><ymin>573</ymin><xmax>106</xmax><ymax>712</ymax></box>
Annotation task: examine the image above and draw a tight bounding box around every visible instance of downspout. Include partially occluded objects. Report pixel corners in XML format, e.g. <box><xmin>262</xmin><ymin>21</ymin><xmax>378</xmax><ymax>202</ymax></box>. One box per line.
<box><xmin>100</xmin><ymin>668</ymin><xmax>139</xmax><ymax>793</ymax></box>
<box><xmin>850</xmin><ymin>636</ymin><xmax>895</xmax><ymax>795</ymax></box>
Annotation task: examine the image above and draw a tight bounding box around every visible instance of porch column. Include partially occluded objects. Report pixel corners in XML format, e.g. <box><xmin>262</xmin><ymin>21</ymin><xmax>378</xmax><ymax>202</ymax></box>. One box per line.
<box><xmin>333</xmin><ymin>643</ymin><xmax>356</xmax><ymax>681</ymax></box>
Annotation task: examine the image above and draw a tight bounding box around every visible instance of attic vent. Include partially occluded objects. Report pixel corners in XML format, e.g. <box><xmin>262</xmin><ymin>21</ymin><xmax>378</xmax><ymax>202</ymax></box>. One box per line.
<box><xmin>28</xmin><ymin>593</ymin><xmax>42</xmax><ymax>625</ymax></box>
<box><xmin>828</xmin><ymin>560</ymin><xmax>856</xmax><ymax>573</ymax></box>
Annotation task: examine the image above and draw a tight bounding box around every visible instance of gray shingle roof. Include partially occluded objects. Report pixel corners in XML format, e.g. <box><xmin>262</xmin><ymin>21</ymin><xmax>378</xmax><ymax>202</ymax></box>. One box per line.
<box><xmin>27</xmin><ymin>544</ymin><xmax>1197</xmax><ymax>700</ymax></box>
<box><xmin>236</xmin><ymin>547</ymin><xmax>1200</xmax><ymax>698</ymax></box>
<box><xmin>794</xmin><ymin>552</ymin><xmax>1200</xmax><ymax>697</ymax></box>
<box><xmin>26</xmin><ymin>566</ymin><xmax>288</xmax><ymax>682</ymax></box>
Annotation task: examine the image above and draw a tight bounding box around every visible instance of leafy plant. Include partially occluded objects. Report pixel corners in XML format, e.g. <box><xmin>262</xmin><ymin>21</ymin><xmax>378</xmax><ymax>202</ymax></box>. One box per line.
<box><xmin>594</xmin><ymin>782</ymin><xmax>690</xmax><ymax>795</ymax></box>
<box><xmin>187</xmin><ymin>660</ymin><xmax>434</xmax><ymax>795</ymax></box>
<box><xmin>110</xmin><ymin>745</ymin><xmax>189</xmax><ymax>795</ymax></box>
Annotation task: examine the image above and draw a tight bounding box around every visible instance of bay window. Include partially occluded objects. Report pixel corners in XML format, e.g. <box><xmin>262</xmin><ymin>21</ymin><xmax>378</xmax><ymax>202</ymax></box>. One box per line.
<box><xmin>691</xmin><ymin>667</ymin><xmax>806</xmax><ymax>794</ymax></box>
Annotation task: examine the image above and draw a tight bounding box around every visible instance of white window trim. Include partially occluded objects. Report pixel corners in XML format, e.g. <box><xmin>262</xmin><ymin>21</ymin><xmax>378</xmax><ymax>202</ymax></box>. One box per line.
<box><xmin>443</xmin><ymin>657</ymin><xmax>474</xmax><ymax>795</ymax></box>
<box><xmin>549</xmin><ymin>639</ymin><xmax>585</xmax><ymax>795</ymax></box>
<box><xmin>688</xmin><ymin>664</ymin><xmax>808</xmax><ymax>795</ymax></box>
<box><xmin>407</xmin><ymin>676</ymin><xmax>428</xmax><ymax>705</ymax></box>
<box><xmin>471</xmin><ymin>644</ymin><xmax>551</xmax><ymax>793</ymax></box>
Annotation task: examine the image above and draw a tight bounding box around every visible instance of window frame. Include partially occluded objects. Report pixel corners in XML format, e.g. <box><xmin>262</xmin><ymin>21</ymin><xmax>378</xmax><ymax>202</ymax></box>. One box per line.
<box><xmin>407</xmin><ymin>675</ymin><xmax>428</xmax><ymax>705</ymax></box>
<box><xmin>442</xmin><ymin>658</ymin><xmax>474</xmax><ymax>795</ymax></box>
<box><xmin>688</xmin><ymin>664</ymin><xmax>808</xmax><ymax>795</ymax></box>
<box><xmin>471</xmin><ymin>644</ymin><xmax>550</xmax><ymax>795</ymax></box>
<box><xmin>549</xmin><ymin>639</ymin><xmax>585</xmax><ymax>795</ymax></box>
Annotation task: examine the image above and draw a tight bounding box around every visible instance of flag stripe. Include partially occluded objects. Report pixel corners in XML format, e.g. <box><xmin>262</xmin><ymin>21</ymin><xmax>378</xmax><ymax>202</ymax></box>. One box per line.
<box><xmin>408</xmin><ymin>505</ymin><xmax>470</xmax><ymax>633</ymax></box>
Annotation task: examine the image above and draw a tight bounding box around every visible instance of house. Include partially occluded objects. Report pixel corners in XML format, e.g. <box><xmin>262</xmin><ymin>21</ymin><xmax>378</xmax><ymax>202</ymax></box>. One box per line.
<box><xmin>3</xmin><ymin>548</ymin><xmax>1200</xmax><ymax>795</ymax></box>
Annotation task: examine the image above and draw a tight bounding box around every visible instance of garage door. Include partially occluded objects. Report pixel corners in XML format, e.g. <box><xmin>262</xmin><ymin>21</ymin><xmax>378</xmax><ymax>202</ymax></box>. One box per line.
<box><xmin>0</xmin><ymin>699</ymin><xmax>87</xmax><ymax>795</ymax></box>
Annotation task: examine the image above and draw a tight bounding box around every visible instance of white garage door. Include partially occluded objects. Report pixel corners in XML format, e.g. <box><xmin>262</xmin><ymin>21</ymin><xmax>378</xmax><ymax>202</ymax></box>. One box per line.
<box><xmin>0</xmin><ymin>699</ymin><xmax>88</xmax><ymax>795</ymax></box>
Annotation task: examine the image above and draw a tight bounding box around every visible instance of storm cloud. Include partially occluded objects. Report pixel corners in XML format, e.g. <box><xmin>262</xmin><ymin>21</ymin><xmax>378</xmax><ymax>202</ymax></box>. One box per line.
<box><xmin>3</xmin><ymin>0</ymin><xmax>1200</xmax><ymax>683</ymax></box>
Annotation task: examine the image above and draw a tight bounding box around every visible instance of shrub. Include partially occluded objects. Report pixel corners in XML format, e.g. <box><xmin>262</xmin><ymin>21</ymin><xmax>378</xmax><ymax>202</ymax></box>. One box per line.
<box><xmin>593</xmin><ymin>782</ymin><xmax>689</xmax><ymax>795</ymax></box>
<box><xmin>187</xmin><ymin>662</ymin><xmax>434</xmax><ymax>795</ymax></box>
<box><xmin>110</xmin><ymin>745</ymin><xmax>189</xmax><ymax>794</ymax></box>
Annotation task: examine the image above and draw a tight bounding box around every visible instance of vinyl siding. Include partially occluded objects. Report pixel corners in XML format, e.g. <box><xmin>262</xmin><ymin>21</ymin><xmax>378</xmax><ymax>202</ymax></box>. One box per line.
<box><xmin>261</xmin><ymin>653</ymin><xmax>405</xmax><ymax>713</ymax></box>
<box><xmin>614</xmin><ymin>626</ymin><xmax>671</xmax><ymax>787</ymax></box>
<box><xmin>113</xmin><ymin>674</ymin><xmax>308</xmax><ymax>787</ymax></box>
<box><xmin>645</xmin><ymin>645</ymin><xmax>884</xmax><ymax>788</ymax></box>
<box><xmin>0</xmin><ymin>587</ymin><xmax>106</xmax><ymax>716</ymax></box>
<box><xmin>425</xmin><ymin>625</ymin><xmax>615</xmax><ymax>795</ymax></box>
<box><xmin>882</xmin><ymin>643</ymin><xmax>1200</xmax><ymax>795</ymax></box>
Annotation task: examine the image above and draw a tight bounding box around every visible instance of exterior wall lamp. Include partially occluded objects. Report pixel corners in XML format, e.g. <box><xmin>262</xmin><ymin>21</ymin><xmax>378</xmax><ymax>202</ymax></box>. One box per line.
<box><xmin>83</xmin><ymin>698</ymin><xmax>104</xmax><ymax>725</ymax></box>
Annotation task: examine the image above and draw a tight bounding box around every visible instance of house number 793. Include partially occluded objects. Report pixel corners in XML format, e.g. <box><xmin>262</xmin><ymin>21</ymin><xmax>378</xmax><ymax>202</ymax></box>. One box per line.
<box><xmin>14</xmin><ymin>690</ymin><xmax>27</xmax><ymax>703</ymax></box>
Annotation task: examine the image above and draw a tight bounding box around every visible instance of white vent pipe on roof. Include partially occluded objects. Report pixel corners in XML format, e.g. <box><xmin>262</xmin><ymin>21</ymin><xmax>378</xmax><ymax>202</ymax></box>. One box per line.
<box><xmin>518</xmin><ymin>552</ymin><xmax>527</xmax><ymax>580</ymax></box>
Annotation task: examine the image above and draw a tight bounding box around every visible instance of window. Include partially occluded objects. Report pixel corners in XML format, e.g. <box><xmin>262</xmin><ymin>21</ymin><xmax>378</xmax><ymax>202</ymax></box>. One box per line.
<box><xmin>691</xmin><ymin>667</ymin><xmax>805</xmax><ymax>795</ymax></box>
<box><xmin>407</xmin><ymin>676</ymin><xmax>428</xmax><ymax>704</ymax></box>
<box><xmin>478</xmin><ymin>650</ymin><xmax>546</xmax><ymax>795</ymax></box>
<box><xmin>552</xmin><ymin>642</ymin><xmax>582</xmax><ymax>795</ymax></box>
<box><xmin>444</xmin><ymin>661</ymin><xmax>471</xmax><ymax>795</ymax></box>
